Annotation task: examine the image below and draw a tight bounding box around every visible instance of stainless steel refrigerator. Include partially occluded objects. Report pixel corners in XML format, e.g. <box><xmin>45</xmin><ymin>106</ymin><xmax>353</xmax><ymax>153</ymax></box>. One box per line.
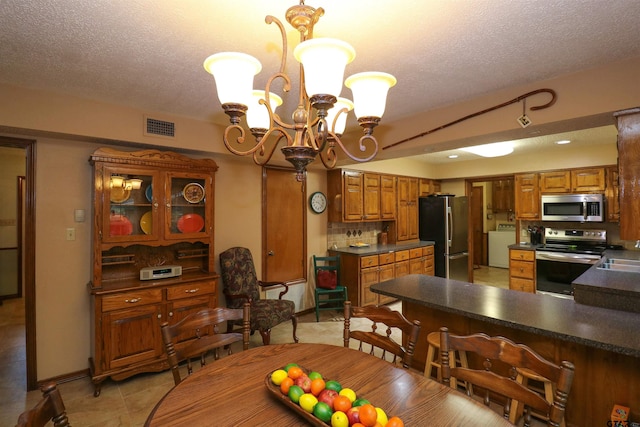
<box><xmin>418</xmin><ymin>195</ymin><xmax>469</xmax><ymax>281</ymax></box>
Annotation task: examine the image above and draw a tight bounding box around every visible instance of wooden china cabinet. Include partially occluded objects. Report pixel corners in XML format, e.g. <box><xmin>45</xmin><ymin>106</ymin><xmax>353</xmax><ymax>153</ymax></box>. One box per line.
<box><xmin>87</xmin><ymin>148</ymin><xmax>218</xmax><ymax>396</ymax></box>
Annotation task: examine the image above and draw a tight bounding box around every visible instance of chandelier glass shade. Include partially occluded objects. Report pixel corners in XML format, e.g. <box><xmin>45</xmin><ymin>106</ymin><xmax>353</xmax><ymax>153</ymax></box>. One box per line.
<box><xmin>203</xmin><ymin>1</ymin><xmax>396</xmax><ymax>180</ymax></box>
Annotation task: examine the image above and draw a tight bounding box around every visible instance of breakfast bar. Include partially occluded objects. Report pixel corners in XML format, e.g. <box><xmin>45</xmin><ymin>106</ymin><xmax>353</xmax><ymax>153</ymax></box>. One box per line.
<box><xmin>371</xmin><ymin>274</ymin><xmax>640</xmax><ymax>427</ymax></box>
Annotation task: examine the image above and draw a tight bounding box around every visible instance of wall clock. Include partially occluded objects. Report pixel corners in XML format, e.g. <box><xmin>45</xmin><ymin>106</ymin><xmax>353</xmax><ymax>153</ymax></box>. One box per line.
<box><xmin>309</xmin><ymin>191</ymin><xmax>327</xmax><ymax>214</ymax></box>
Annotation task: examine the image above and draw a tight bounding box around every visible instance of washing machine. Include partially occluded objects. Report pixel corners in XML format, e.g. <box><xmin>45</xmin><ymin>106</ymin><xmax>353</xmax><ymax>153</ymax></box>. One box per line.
<box><xmin>488</xmin><ymin>223</ymin><xmax>517</xmax><ymax>268</ymax></box>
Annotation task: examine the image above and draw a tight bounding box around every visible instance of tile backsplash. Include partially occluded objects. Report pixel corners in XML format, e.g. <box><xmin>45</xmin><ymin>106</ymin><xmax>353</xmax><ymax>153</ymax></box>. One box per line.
<box><xmin>327</xmin><ymin>222</ymin><xmax>383</xmax><ymax>249</ymax></box>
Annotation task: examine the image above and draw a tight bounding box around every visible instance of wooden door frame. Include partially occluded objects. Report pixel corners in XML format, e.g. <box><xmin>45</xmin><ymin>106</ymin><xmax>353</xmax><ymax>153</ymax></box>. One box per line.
<box><xmin>0</xmin><ymin>136</ymin><xmax>37</xmax><ymax>391</ymax></box>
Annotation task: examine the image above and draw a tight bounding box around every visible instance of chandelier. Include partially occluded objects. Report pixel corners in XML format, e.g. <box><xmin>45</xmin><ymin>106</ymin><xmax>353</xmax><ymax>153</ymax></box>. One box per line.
<box><xmin>203</xmin><ymin>1</ymin><xmax>396</xmax><ymax>181</ymax></box>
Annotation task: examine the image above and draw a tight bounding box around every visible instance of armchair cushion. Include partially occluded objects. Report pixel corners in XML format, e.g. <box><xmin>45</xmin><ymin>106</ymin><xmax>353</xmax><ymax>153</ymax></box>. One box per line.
<box><xmin>317</xmin><ymin>269</ymin><xmax>338</xmax><ymax>289</ymax></box>
<box><xmin>252</xmin><ymin>299</ymin><xmax>296</xmax><ymax>331</ymax></box>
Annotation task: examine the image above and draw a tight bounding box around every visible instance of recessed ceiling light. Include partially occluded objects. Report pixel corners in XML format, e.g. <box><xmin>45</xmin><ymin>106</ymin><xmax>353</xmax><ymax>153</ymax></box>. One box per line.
<box><xmin>460</xmin><ymin>142</ymin><xmax>514</xmax><ymax>157</ymax></box>
<box><xmin>556</xmin><ymin>139</ymin><xmax>571</xmax><ymax>145</ymax></box>
<box><xmin>448</xmin><ymin>154</ymin><xmax>458</xmax><ymax>159</ymax></box>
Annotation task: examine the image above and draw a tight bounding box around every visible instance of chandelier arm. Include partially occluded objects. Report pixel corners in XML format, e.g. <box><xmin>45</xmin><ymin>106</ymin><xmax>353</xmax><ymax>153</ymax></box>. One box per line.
<box><xmin>265</xmin><ymin>16</ymin><xmax>288</xmax><ymax>75</ymax></box>
<box><xmin>332</xmin><ymin>133</ymin><xmax>380</xmax><ymax>163</ymax></box>
<box><xmin>222</xmin><ymin>125</ymin><xmax>266</xmax><ymax>157</ymax></box>
<box><xmin>252</xmin><ymin>131</ymin><xmax>288</xmax><ymax>166</ymax></box>
<box><xmin>317</xmin><ymin>138</ymin><xmax>338</xmax><ymax>169</ymax></box>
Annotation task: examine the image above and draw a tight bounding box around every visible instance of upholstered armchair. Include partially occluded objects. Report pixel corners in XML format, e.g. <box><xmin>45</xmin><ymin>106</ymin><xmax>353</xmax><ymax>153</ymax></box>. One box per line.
<box><xmin>219</xmin><ymin>247</ymin><xmax>298</xmax><ymax>345</ymax></box>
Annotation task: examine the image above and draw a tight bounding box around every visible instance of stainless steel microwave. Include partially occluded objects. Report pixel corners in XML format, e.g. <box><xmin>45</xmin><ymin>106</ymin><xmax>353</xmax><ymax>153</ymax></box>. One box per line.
<box><xmin>541</xmin><ymin>193</ymin><xmax>604</xmax><ymax>222</ymax></box>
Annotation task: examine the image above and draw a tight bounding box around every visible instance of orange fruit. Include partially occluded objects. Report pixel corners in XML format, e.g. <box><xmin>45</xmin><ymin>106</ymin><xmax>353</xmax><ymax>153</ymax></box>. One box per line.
<box><xmin>287</xmin><ymin>366</ymin><xmax>304</xmax><ymax>380</ymax></box>
<box><xmin>386</xmin><ymin>416</ymin><xmax>405</xmax><ymax>427</ymax></box>
<box><xmin>358</xmin><ymin>403</ymin><xmax>378</xmax><ymax>427</ymax></box>
<box><xmin>310</xmin><ymin>378</ymin><xmax>326</xmax><ymax>396</ymax></box>
<box><xmin>333</xmin><ymin>395</ymin><xmax>352</xmax><ymax>413</ymax></box>
<box><xmin>352</xmin><ymin>424</ymin><xmax>366</xmax><ymax>427</ymax></box>
<box><xmin>280</xmin><ymin>377</ymin><xmax>294</xmax><ymax>395</ymax></box>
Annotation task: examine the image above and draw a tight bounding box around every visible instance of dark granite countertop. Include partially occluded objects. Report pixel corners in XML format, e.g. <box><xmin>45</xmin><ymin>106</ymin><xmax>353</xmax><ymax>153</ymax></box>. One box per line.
<box><xmin>573</xmin><ymin>249</ymin><xmax>640</xmax><ymax>295</ymax></box>
<box><xmin>508</xmin><ymin>243</ymin><xmax>543</xmax><ymax>250</ymax></box>
<box><xmin>371</xmin><ymin>274</ymin><xmax>640</xmax><ymax>358</ymax></box>
<box><xmin>329</xmin><ymin>240</ymin><xmax>434</xmax><ymax>256</ymax></box>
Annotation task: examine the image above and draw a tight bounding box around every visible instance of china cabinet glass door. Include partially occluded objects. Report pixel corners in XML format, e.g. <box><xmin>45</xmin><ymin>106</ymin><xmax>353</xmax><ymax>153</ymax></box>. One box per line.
<box><xmin>164</xmin><ymin>172</ymin><xmax>212</xmax><ymax>240</ymax></box>
<box><xmin>103</xmin><ymin>167</ymin><xmax>160</xmax><ymax>243</ymax></box>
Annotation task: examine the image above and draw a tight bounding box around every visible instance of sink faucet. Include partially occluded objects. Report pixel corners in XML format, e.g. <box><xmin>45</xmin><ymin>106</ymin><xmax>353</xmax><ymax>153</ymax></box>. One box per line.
<box><xmin>636</xmin><ymin>240</ymin><xmax>640</xmax><ymax>249</ymax></box>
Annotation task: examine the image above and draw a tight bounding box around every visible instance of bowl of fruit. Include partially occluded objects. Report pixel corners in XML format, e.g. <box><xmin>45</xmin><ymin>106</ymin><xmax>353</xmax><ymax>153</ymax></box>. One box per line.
<box><xmin>265</xmin><ymin>363</ymin><xmax>404</xmax><ymax>427</ymax></box>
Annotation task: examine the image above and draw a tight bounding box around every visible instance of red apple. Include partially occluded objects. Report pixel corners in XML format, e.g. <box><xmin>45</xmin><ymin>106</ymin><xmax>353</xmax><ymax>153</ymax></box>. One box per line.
<box><xmin>317</xmin><ymin>388</ymin><xmax>338</xmax><ymax>410</ymax></box>
<box><xmin>294</xmin><ymin>374</ymin><xmax>312</xmax><ymax>393</ymax></box>
<box><xmin>346</xmin><ymin>406</ymin><xmax>361</xmax><ymax>425</ymax></box>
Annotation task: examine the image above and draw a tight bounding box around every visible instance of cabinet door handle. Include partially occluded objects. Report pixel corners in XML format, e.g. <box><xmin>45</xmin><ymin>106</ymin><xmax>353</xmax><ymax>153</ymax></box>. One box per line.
<box><xmin>124</xmin><ymin>298</ymin><xmax>141</xmax><ymax>304</ymax></box>
<box><xmin>157</xmin><ymin>314</ymin><xmax>162</xmax><ymax>319</ymax></box>
<box><xmin>184</xmin><ymin>288</ymin><xmax>199</xmax><ymax>294</ymax></box>
<box><xmin>168</xmin><ymin>311</ymin><xmax>174</xmax><ymax>317</ymax></box>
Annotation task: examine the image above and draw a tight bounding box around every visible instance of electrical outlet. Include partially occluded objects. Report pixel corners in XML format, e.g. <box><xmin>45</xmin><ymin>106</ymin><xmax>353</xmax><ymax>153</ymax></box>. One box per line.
<box><xmin>66</xmin><ymin>228</ymin><xmax>76</xmax><ymax>241</ymax></box>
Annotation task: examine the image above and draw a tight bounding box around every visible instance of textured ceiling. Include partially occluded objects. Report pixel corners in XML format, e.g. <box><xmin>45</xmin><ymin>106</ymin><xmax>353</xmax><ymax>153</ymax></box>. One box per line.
<box><xmin>1</xmin><ymin>0</ymin><xmax>639</xmax><ymax>162</ymax></box>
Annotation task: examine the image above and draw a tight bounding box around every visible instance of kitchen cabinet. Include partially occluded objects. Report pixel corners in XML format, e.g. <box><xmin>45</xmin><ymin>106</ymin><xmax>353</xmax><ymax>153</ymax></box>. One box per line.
<box><xmin>539</xmin><ymin>171</ymin><xmax>571</xmax><ymax>193</ymax></box>
<box><xmin>88</xmin><ymin>148</ymin><xmax>218</xmax><ymax>396</ymax></box>
<box><xmin>397</xmin><ymin>177</ymin><xmax>419</xmax><ymax>241</ymax></box>
<box><xmin>571</xmin><ymin>167</ymin><xmax>605</xmax><ymax>192</ymax></box>
<box><xmin>331</xmin><ymin>244</ymin><xmax>433</xmax><ymax>306</ymax></box>
<box><xmin>419</xmin><ymin>178</ymin><xmax>441</xmax><ymax>196</ymax></box>
<box><xmin>508</xmin><ymin>249</ymin><xmax>535</xmax><ymax>293</ymax></box>
<box><xmin>327</xmin><ymin>170</ymin><xmax>388</xmax><ymax>222</ymax></box>
<box><xmin>380</xmin><ymin>174</ymin><xmax>396</xmax><ymax>220</ymax></box>
<box><xmin>492</xmin><ymin>178</ymin><xmax>514</xmax><ymax>212</ymax></box>
<box><xmin>514</xmin><ymin>173</ymin><xmax>540</xmax><ymax>220</ymax></box>
<box><xmin>614</xmin><ymin>107</ymin><xmax>640</xmax><ymax>240</ymax></box>
<box><xmin>605</xmin><ymin>165</ymin><xmax>620</xmax><ymax>223</ymax></box>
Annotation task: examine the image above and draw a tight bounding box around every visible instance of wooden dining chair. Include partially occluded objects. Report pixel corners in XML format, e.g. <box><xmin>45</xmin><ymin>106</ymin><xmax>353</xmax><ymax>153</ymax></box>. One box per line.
<box><xmin>312</xmin><ymin>255</ymin><xmax>348</xmax><ymax>322</ymax></box>
<box><xmin>16</xmin><ymin>382</ymin><xmax>70</xmax><ymax>427</ymax></box>
<box><xmin>161</xmin><ymin>303</ymin><xmax>251</xmax><ymax>386</ymax></box>
<box><xmin>439</xmin><ymin>327</ymin><xmax>575</xmax><ymax>427</ymax></box>
<box><xmin>343</xmin><ymin>300</ymin><xmax>421</xmax><ymax>369</ymax></box>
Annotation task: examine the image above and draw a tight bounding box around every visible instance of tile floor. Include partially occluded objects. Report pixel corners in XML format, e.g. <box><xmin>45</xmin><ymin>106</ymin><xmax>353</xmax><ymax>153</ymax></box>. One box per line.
<box><xmin>1</xmin><ymin>267</ymin><xmax>525</xmax><ymax>426</ymax></box>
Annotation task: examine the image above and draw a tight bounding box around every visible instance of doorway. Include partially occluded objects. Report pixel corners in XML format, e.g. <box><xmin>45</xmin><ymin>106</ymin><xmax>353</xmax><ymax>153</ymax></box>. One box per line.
<box><xmin>0</xmin><ymin>137</ymin><xmax>37</xmax><ymax>391</ymax></box>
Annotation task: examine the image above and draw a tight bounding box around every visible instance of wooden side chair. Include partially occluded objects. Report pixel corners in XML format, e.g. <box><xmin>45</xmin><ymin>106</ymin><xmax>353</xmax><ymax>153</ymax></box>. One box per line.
<box><xmin>16</xmin><ymin>382</ymin><xmax>70</xmax><ymax>427</ymax></box>
<box><xmin>312</xmin><ymin>255</ymin><xmax>348</xmax><ymax>322</ymax></box>
<box><xmin>219</xmin><ymin>247</ymin><xmax>298</xmax><ymax>345</ymax></box>
<box><xmin>343</xmin><ymin>300</ymin><xmax>421</xmax><ymax>369</ymax></box>
<box><xmin>439</xmin><ymin>326</ymin><xmax>574</xmax><ymax>427</ymax></box>
<box><xmin>161</xmin><ymin>304</ymin><xmax>250</xmax><ymax>386</ymax></box>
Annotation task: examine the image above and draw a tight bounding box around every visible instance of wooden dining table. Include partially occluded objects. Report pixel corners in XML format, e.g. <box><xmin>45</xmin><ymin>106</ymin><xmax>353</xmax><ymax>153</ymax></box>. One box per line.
<box><xmin>145</xmin><ymin>343</ymin><xmax>513</xmax><ymax>426</ymax></box>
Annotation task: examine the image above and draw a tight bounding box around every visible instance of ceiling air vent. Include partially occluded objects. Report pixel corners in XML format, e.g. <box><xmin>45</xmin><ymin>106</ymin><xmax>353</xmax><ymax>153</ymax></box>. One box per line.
<box><xmin>144</xmin><ymin>115</ymin><xmax>175</xmax><ymax>138</ymax></box>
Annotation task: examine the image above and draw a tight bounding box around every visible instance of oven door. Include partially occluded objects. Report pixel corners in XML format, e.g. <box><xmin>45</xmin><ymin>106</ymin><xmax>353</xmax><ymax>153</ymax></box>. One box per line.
<box><xmin>535</xmin><ymin>251</ymin><xmax>600</xmax><ymax>298</ymax></box>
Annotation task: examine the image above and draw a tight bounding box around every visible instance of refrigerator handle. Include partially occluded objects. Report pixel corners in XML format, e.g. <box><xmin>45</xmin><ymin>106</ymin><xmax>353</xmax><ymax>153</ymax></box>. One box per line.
<box><xmin>447</xmin><ymin>206</ymin><xmax>453</xmax><ymax>247</ymax></box>
<box><xmin>448</xmin><ymin>252</ymin><xmax>469</xmax><ymax>260</ymax></box>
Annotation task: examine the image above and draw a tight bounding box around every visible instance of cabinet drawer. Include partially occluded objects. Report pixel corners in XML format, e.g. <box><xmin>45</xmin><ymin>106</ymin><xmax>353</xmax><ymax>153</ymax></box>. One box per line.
<box><xmin>360</xmin><ymin>255</ymin><xmax>379</xmax><ymax>268</ymax></box>
<box><xmin>409</xmin><ymin>248</ymin><xmax>423</xmax><ymax>259</ymax></box>
<box><xmin>510</xmin><ymin>277</ymin><xmax>535</xmax><ymax>293</ymax></box>
<box><xmin>510</xmin><ymin>249</ymin><xmax>534</xmax><ymax>262</ymax></box>
<box><xmin>395</xmin><ymin>250</ymin><xmax>410</xmax><ymax>262</ymax></box>
<box><xmin>510</xmin><ymin>260</ymin><xmax>534</xmax><ymax>279</ymax></box>
<box><xmin>379</xmin><ymin>252</ymin><xmax>395</xmax><ymax>265</ymax></box>
<box><xmin>423</xmin><ymin>246</ymin><xmax>434</xmax><ymax>256</ymax></box>
<box><xmin>101</xmin><ymin>289</ymin><xmax>162</xmax><ymax>312</ymax></box>
<box><xmin>167</xmin><ymin>280</ymin><xmax>216</xmax><ymax>301</ymax></box>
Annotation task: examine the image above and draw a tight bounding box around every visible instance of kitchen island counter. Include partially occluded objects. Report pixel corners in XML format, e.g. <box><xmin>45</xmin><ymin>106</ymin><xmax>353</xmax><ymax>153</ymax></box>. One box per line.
<box><xmin>371</xmin><ymin>274</ymin><xmax>640</xmax><ymax>426</ymax></box>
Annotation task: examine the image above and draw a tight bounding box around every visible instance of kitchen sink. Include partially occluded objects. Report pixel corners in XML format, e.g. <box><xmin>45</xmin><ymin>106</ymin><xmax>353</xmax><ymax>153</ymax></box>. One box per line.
<box><xmin>596</xmin><ymin>257</ymin><xmax>640</xmax><ymax>273</ymax></box>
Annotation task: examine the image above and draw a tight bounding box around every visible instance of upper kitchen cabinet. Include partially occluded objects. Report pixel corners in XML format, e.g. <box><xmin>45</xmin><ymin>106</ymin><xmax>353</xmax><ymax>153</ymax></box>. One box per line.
<box><xmin>615</xmin><ymin>107</ymin><xmax>640</xmax><ymax>240</ymax></box>
<box><xmin>514</xmin><ymin>173</ymin><xmax>540</xmax><ymax>220</ymax></box>
<box><xmin>396</xmin><ymin>176</ymin><xmax>419</xmax><ymax>241</ymax></box>
<box><xmin>419</xmin><ymin>178</ymin><xmax>441</xmax><ymax>196</ymax></box>
<box><xmin>492</xmin><ymin>178</ymin><xmax>514</xmax><ymax>212</ymax></box>
<box><xmin>327</xmin><ymin>169</ymin><xmax>393</xmax><ymax>222</ymax></box>
<box><xmin>571</xmin><ymin>168</ymin><xmax>606</xmax><ymax>192</ymax></box>
<box><xmin>89</xmin><ymin>148</ymin><xmax>218</xmax><ymax>286</ymax></box>
<box><xmin>539</xmin><ymin>171</ymin><xmax>571</xmax><ymax>193</ymax></box>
